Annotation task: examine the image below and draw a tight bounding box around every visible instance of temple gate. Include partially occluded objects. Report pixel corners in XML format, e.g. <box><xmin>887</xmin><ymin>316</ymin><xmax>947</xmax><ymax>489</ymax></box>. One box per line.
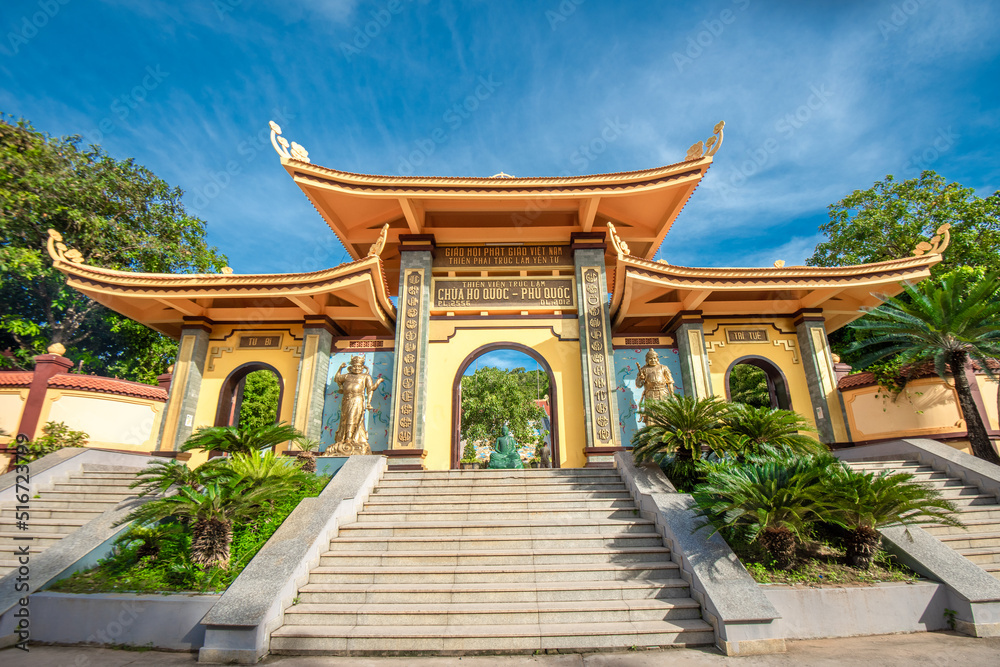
<box><xmin>46</xmin><ymin>120</ymin><xmax>952</xmax><ymax>469</ymax></box>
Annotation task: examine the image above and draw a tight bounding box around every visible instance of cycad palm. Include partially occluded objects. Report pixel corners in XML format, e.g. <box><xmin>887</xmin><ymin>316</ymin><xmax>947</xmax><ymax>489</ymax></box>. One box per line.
<box><xmin>692</xmin><ymin>453</ymin><xmax>839</xmax><ymax>569</ymax></box>
<box><xmin>119</xmin><ymin>480</ymin><xmax>274</xmax><ymax>568</ymax></box>
<box><xmin>633</xmin><ymin>395</ymin><xmax>735</xmax><ymax>490</ymax></box>
<box><xmin>725</xmin><ymin>404</ymin><xmax>827</xmax><ymax>457</ymax></box>
<box><xmin>849</xmin><ymin>271</ymin><xmax>1000</xmax><ymax>465</ymax></box>
<box><xmin>823</xmin><ymin>467</ymin><xmax>962</xmax><ymax>569</ymax></box>
<box><xmin>180</xmin><ymin>422</ymin><xmax>302</xmax><ymax>456</ymax></box>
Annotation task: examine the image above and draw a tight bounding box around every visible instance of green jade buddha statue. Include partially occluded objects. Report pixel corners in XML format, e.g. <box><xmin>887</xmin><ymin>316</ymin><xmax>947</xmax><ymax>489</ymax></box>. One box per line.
<box><xmin>487</xmin><ymin>425</ymin><xmax>524</xmax><ymax>469</ymax></box>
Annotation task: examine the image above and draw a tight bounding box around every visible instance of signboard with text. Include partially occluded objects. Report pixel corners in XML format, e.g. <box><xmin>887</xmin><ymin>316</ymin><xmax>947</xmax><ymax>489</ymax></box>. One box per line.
<box><xmin>432</xmin><ymin>277</ymin><xmax>576</xmax><ymax>310</ymax></box>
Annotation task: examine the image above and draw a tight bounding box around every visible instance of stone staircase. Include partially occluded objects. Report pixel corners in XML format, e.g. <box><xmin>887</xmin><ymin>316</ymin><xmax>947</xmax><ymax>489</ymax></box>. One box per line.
<box><xmin>0</xmin><ymin>464</ymin><xmax>141</xmax><ymax>576</ymax></box>
<box><xmin>847</xmin><ymin>459</ymin><xmax>1000</xmax><ymax>579</ymax></box>
<box><xmin>270</xmin><ymin>468</ymin><xmax>714</xmax><ymax>654</ymax></box>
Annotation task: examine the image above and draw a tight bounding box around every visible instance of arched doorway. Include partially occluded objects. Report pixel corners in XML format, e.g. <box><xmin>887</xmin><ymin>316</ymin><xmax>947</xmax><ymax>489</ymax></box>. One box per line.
<box><xmin>451</xmin><ymin>343</ymin><xmax>560</xmax><ymax>469</ymax></box>
<box><xmin>724</xmin><ymin>356</ymin><xmax>791</xmax><ymax>410</ymax></box>
<box><xmin>214</xmin><ymin>361</ymin><xmax>285</xmax><ymax>428</ymax></box>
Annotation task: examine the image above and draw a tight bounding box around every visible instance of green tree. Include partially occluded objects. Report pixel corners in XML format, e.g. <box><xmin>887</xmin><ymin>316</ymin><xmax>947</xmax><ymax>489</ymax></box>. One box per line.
<box><xmin>237</xmin><ymin>370</ymin><xmax>280</xmax><ymax>431</ymax></box>
<box><xmin>808</xmin><ymin>171</ymin><xmax>1000</xmax><ymax>274</ymax></box>
<box><xmin>848</xmin><ymin>271</ymin><xmax>1000</xmax><ymax>465</ymax></box>
<box><xmin>0</xmin><ymin>117</ymin><xmax>226</xmax><ymax>382</ymax></box>
<box><xmin>460</xmin><ymin>366</ymin><xmax>546</xmax><ymax>447</ymax></box>
<box><xmin>727</xmin><ymin>364</ymin><xmax>771</xmax><ymax>408</ymax></box>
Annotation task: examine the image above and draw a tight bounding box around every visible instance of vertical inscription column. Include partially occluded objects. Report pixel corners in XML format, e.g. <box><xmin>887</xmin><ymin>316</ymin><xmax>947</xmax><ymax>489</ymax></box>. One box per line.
<box><xmin>157</xmin><ymin>318</ymin><xmax>211</xmax><ymax>452</ymax></box>
<box><xmin>387</xmin><ymin>235</ymin><xmax>434</xmax><ymax>470</ymax></box>
<box><xmin>572</xmin><ymin>232</ymin><xmax>622</xmax><ymax>467</ymax></box>
<box><xmin>795</xmin><ymin>309</ymin><xmax>843</xmax><ymax>444</ymax></box>
<box><xmin>669</xmin><ymin>312</ymin><xmax>713</xmax><ymax>399</ymax></box>
<box><xmin>291</xmin><ymin>316</ymin><xmax>336</xmax><ymax>441</ymax></box>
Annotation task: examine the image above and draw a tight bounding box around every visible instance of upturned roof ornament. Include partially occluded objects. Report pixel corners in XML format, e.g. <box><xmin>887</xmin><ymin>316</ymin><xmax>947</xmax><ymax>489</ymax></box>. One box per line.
<box><xmin>367</xmin><ymin>223</ymin><xmax>389</xmax><ymax>258</ymax></box>
<box><xmin>269</xmin><ymin>121</ymin><xmax>310</xmax><ymax>163</ymax></box>
<box><xmin>685</xmin><ymin>121</ymin><xmax>725</xmax><ymax>161</ymax></box>
<box><xmin>46</xmin><ymin>229</ymin><xmax>85</xmax><ymax>264</ymax></box>
<box><xmin>912</xmin><ymin>223</ymin><xmax>952</xmax><ymax>256</ymax></box>
<box><xmin>607</xmin><ymin>222</ymin><xmax>631</xmax><ymax>257</ymax></box>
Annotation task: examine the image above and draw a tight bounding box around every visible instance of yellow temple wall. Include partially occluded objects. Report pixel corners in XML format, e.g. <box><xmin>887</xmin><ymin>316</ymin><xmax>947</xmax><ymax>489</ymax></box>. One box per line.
<box><xmin>702</xmin><ymin>319</ymin><xmax>820</xmax><ymax>430</ymax></box>
<box><xmin>187</xmin><ymin>324</ymin><xmax>304</xmax><ymax>465</ymax></box>
<box><xmin>0</xmin><ymin>388</ymin><xmax>27</xmax><ymax>443</ymax></box>
<box><xmin>33</xmin><ymin>388</ymin><xmax>164</xmax><ymax>451</ymax></box>
<box><xmin>425</xmin><ymin>317</ymin><xmax>585</xmax><ymax>470</ymax></box>
<box><xmin>978</xmin><ymin>374</ymin><xmax>999</xmax><ymax>431</ymax></box>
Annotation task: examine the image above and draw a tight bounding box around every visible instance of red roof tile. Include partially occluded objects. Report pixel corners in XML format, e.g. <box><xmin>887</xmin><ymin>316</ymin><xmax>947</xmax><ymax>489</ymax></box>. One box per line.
<box><xmin>47</xmin><ymin>374</ymin><xmax>167</xmax><ymax>401</ymax></box>
<box><xmin>837</xmin><ymin>358</ymin><xmax>999</xmax><ymax>391</ymax></box>
<box><xmin>0</xmin><ymin>372</ymin><xmax>33</xmax><ymax>388</ymax></box>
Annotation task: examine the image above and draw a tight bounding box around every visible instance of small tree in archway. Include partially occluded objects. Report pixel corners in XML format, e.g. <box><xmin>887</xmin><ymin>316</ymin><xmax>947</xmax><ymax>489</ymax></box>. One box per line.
<box><xmin>728</xmin><ymin>364</ymin><xmax>771</xmax><ymax>408</ymax></box>
<box><xmin>460</xmin><ymin>366</ymin><xmax>546</xmax><ymax>448</ymax></box>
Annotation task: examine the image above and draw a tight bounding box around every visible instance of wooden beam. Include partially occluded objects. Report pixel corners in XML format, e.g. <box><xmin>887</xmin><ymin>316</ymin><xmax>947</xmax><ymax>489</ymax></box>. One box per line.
<box><xmin>398</xmin><ymin>197</ymin><xmax>424</xmax><ymax>234</ymax></box>
<box><xmin>287</xmin><ymin>294</ymin><xmax>322</xmax><ymax>315</ymax></box>
<box><xmin>681</xmin><ymin>289</ymin><xmax>712</xmax><ymax>310</ymax></box>
<box><xmin>155</xmin><ymin>297</ymin><xmax>203</xmax><ymax>317</ymax></box>
<box><xmin>800</xmin><ymin>287</ymin><xmax>846</xmax><ymax>309</ymax></box>
<box><xmin>578</xmin><ymin>197</ymin><xmax>600</xmax><ymax>233</ymax></box>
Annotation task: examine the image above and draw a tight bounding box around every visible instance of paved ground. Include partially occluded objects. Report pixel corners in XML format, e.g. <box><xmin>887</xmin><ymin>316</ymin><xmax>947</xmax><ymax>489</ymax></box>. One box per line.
<box><xmin>2</xmin><ymin>632</ymin><xmax>999</xmax><ymax>666</ymax></box>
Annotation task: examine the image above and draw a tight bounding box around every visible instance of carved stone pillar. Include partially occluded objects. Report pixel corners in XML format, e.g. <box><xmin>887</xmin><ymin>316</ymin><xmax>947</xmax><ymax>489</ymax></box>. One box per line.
<box><xmin>158</xmin><ymin>318</ymin><xmax>211</xmax><ymax>451</ymax></box>
<box><xmin>386</xmin><ymin>234</ymin><xmax>434</xmax><ymax>470</ymax></box>
<box><xmin>669</xmin><ymin>312</ymin><xmax>713</xmax><ymax>399</ymax></box>
<box><xmin>291</xmin><ymin>316</ymin><xmax>335</xmax><ymax>441</ymax></box>
<box><xmin>572</xmin><ymin>232</ymin><xmax>622</xmax><ymax>468</ymax></box>
<box><xmin>795</xmin><ymin>309</ymin><xmax>840</xmax><ymax>444</ymax></box>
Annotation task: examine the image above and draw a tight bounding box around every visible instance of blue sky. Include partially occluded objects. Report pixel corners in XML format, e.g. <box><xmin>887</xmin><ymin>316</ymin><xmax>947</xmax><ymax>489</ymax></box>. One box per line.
<box><xmin>2</xmin><ymin>0</ymin><xmax>998</xmax><ymax>274</ymax></box>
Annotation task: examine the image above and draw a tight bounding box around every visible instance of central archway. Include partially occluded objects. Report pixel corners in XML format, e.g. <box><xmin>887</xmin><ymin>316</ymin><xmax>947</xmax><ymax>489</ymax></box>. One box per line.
<box><xmin>451</xmin><ymin>343</ymin><xmax>560</xmax><ymax>469</ymax></box>
<box><xmin>214</xmin><ymin>361</ymin><xmax>285</xmax><ymax>428</ymax></box>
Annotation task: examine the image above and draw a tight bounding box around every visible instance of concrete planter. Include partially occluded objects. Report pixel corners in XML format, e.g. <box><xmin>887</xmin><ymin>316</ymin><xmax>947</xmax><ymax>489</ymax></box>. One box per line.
<box><xmin>761</xmin><ymin>581</ymin><xmax>951</xmax><ymax>639</ymax></box>
<box><xmin>26</xmin><ymin>591</ymin><xmax>220</xmax><ymax>650</ymax></box>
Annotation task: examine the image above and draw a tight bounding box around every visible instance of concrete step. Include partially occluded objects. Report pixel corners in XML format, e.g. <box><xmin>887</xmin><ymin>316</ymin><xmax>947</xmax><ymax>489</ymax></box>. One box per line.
<box><xmin>355</xmin><ymin>508</ymin><xmax>641</xmax><ymax>522</ymax></box>
<box><xmin>281</xmin><ymin>598</ymin><xmax>703</xmax><ymax>626</ymax></box>
<box><xmin>937</xmin><ymin>532</ymin><xmax>1000</xmax><ymax>549</ymax></box>
<box><xmin>32</xmin><ymin>491</ymin><xmax>130</xmax><ymax>502</ymax></box>
<box><xmin>48</xmin><ymin>483</ymin><xmax>136</xmax><ymax>494</ymax></box>
<box><xmin>0</xmin><ymin>497</ymin><xmax>120</xmax><ymax>511</ymax></box>
<box><xmin>0</xmin><ymin>516</ymin><xmax>88</xmax><ymax>533</ymax></box>
<box><xmin>846</xmin><ymin>460</ymin><xmax>923</xmax><ymax>469</ymax></box>
<box><xmin>370</xmin><ymin>491</ymin><xmax>633</xmax><ymax>503</ymax></box>
<box><xmin>363</xmin><ymin>498</ymin><xmax>637</xmax><ymax>511</ymax></box>
<box><xmin>0</xmin><ymin>507</ymin><xmax>104</xmax><ymax>521</ymax></box>
<box><xmin>297</xmin><ymin>580</ymin><xmax>693</xmax><ymax>604</ymax></box>
<box><xmin>940</xmin><ymin>494</ymin><xmax>997</xmax><ymax>507</ymax></box>
<box><xmin>925</xmin><ymin>519</ymin><xmax>1000</xmax><ymax>536</ymax></box>
<box><xmin>950</xmin><ymin>505</ymin><xmax>1000</xmax><ymax>520</ymax></box>
<box><xmin>339</xmin><ymin>518</ymin><xmax>655</xmax><ymax>537</ymax></box>
<box><xmin>382</xmin><ymin>470</ymin><xmax>622</xmax><ymax>480</ymax></box>
<box><xmin>318</xmin><ymin>546</ymin><xmax>673</xmax><ymax>567</ymax></box>
<box><xmin>326</xmin><ymin>533</ymin><xmax>665</xmax><ymax>552</ymax></box>
<box><xmin>269</xmin><ymin>619</ymin><xmax>715</xmax><ymax>653</ymax></box>
<box><xmin>0</xmin><ymin>531</ymin><xmax>68</xmax><ymax>544</ymax></box>
<box><xmin>66</xmin><ymin>473</ymin><xmax>139</xmax><ymax>484</ymax></box>
<box><xmin>309</xmin><ymin>561</ymin><xmax>682</xmax><ymax>585</ymax></box>
<box><xmin>376</xmin><ymin>479</ymin><xmax>628</xmax><ymax>490</ymax></box>
<box><xmin>957</xmin><ymin>548</ymin><xmax>1000</xmax><ymax>565</ymax></box>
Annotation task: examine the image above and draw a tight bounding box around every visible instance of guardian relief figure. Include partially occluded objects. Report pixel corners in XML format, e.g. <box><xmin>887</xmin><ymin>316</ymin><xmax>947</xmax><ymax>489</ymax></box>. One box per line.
<box><xmin>635</xmin><ymin>349</ymin><xmax>675</xmax><ymax>423</ymax></box>
<box><xmin>328</xmin><ymin>355</ymin><xmax>384</xmax><ymax>455</ymax></box>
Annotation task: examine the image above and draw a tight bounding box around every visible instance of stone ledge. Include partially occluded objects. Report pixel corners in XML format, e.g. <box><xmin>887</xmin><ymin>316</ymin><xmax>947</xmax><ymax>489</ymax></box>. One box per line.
<box><xmin>198</xmin><ymin>454</ymin><xmax>387</xmax><ymax>664</ymax></box>
<box><xmin>613</xmin><ymin>451</ymin><xmax>784</xmax><ymax>656</ymax></box>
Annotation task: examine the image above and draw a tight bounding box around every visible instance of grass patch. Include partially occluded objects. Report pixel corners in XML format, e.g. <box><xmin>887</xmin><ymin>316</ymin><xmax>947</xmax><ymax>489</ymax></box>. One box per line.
<box><xmin>50</xmin><ymin>474</ymin><xmax>330</xmax><ymax>594</ymax></box>
<box><xmin>736</xmin><ymin>524</ymin><xmax>920</xmax><ymax>586</ymax></box>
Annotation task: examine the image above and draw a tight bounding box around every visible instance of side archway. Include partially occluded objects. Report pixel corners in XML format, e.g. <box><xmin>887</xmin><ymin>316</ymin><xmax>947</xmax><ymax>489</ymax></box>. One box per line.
<box><xmin>451</xmin><ymin>343</ymin><xmax>559</xmax><ymax>469</ymax></box>
<box><xmin>724</xmin><ymin>355</ymin><xmax>792</xmax><ymax>410</ymax></box>
<box><xmin>214</xmin><ymin>361</ymin><xmax>285</xmax><ymax>428</ymax></box>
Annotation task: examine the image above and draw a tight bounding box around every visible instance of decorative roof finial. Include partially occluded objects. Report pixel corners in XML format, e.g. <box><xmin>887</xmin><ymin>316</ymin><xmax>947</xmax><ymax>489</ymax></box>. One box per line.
<box><xmin>912</xmin><ymin>223</ymin><xmax>952</xmax><ymax>256</ymax></box>
<box><xmin>607</xmin><ymin>222</ymin><xmax>630</xmax><ymax>257</ymax></box>
<box><xmin>269</xmin><ymin>121</ymin><xmax>310</xmax><ymax>163</ymax></box>
<box><xmin>367</xmin><ymin>223</ymin><xmax>389</xmax><ymax>258</ymax></box>
<box><xmin>46</xmin><ymin>229</ymin><xmax>85</xmax><ymax>264</ymax></box>
<box><xmin>490</xmin><ymin>171</ymin><xmax>516</xmax><ymax>179</ymax></box>
<box><xmin>685</xmin><ymin>121</ymin><xmax>725</xmax><ymax>161</ymax></box>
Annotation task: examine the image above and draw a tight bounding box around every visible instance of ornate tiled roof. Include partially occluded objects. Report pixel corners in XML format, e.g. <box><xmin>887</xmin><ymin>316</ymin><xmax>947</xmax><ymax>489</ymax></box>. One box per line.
<box><xmin>47</xmin><ymin>373</ymin><xmax>167</xmax><ymax>401</ymax></box>
<box><xmin>0</xmin><ymin>372</ymin><xmax>33</xmax><ymax>388</ymax></box>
